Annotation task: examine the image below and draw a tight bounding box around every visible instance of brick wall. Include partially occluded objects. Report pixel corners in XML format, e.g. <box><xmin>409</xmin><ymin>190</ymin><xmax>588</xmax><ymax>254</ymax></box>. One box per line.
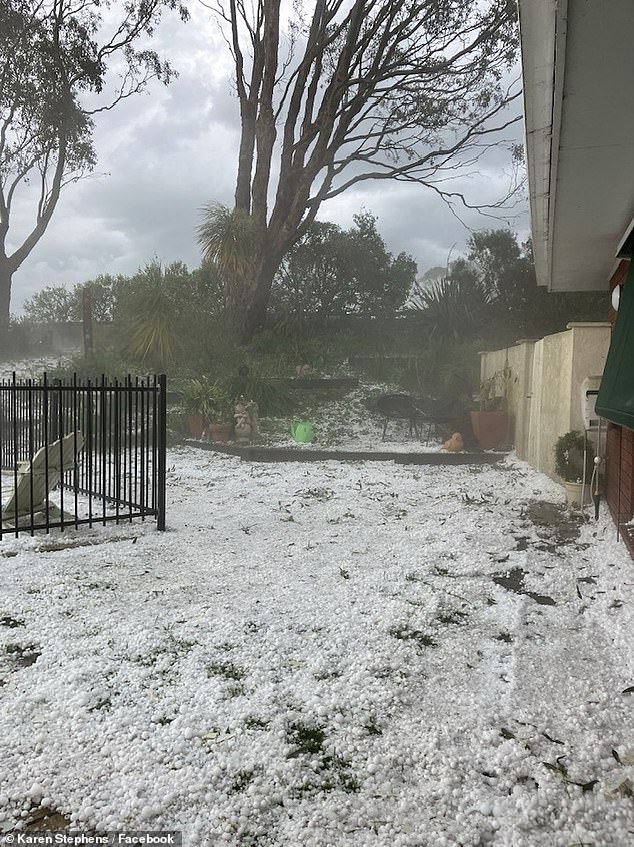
<box><xmin>605</xmin><ymin>260</ymin><xmax>634</xmax><ymax>555</ymax></box>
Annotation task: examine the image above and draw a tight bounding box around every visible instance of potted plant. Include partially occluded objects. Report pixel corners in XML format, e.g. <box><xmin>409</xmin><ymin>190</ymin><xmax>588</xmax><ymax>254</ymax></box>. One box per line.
<box><xmin>182</xmin><ymin>378</ymin><xmax>233</xmax><ymax>441</ymax></box>
<box><xmin>469</xmin><ymin>366</ymin><xmax>510</xmax><ymax>450</ymax></box>
<box><xmin>205</xmin><ymin>383</ymin><xmax>233</xmax><ymax>442</ymax></box>
<box><xmin>554</xmin><ymin>431</ymin><xmax>594</xmax><ymax>506</ymax></box>
<box><xmin>182</xmin><ymin>377</ymin><xmax>216</xmax><ymax>438</ymax></box>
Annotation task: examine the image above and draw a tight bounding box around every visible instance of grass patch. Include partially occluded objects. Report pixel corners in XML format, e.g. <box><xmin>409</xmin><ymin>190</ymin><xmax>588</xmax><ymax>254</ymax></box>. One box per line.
<box><xmin>437</xmin><ymin>610</ymin><xmax>468</xmax><ymax>625</ymax></box>
<box><xmin>0</xmin><ymin>615</ymin><xmax>24</xmax><ymax>628</ymax></box>
<box><xmin>231</xmin><ymin>769</ymin><xmax>255</xmax><ymax>793</ymax></box>
<box><xmin>287</xmin><ymin>721</ymin><xmax>326</xmax><ymax>757</ymax></box>
<box><xmin>88</xmin><ymin>697</ymin><xmax>112</xmax><ymax>712</ymax></box>
<box><xmin>405</xmin><ymin>572</ymin><xmax>425</xmax><ymax>583</ymax></box>
<box><xmin>5</xmin><ymin>643</ymin><xmax>40</xmax><ymax>667</ymax></box>
<box><xmin>314</xmin><ymin>668</ymin><xmax>343</xmax><ymax>680</ymax></box>
<box><xmin>131</xmin><ymin>653</ymin><xmax>158</xmax><ymax>667</ymax></box>
<box><xmin>296</xmin><ymin>487</ymin><xmax>335</xmax><ymax>502</ymax></box>
<box><xmin>389</xmin><ymin>626</ymin><xmax>437</xmax><ymax>648</ymax></box>
<box><xmin>364</xmin><ymin>717</ymin><xmax>383</xmax><ymax>736</ymax></box>
<box><xmin>286</xmin><ymin>720</ymin><xmax>360</xmax><ymax>796</ymax></box>
<box><xmin>244</xmin><ymin>716</ymin><xmax>270</xmax><ymax>730</ymax></box>
<box><xmin>318</xmin><ymin>757</ymin><xmax>361</xmax><ymax>794</ymax></box>
<box><xmin>207</xmin><ymin>661</ymin><xmax>246</xmax><ymax>681</ymax></box>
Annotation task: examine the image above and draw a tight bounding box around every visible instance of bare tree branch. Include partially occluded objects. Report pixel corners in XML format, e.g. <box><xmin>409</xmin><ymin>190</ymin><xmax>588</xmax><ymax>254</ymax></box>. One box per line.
<box><xmin>202</xmin><ymin>0</ymin><xmax>523</xmax><ymax>342</ymax></box>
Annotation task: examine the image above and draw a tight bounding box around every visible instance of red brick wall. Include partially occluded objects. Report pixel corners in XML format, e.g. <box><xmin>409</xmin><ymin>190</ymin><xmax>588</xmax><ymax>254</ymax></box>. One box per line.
<box><xmin>605</xmin><ymin>260</ymin><xmax>634</xmax><ymax>555</ymax></box>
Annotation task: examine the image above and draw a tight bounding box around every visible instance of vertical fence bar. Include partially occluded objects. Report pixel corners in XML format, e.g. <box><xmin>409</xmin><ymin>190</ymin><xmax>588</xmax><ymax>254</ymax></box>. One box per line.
<box><xmin>107</xmin><ymin>378</ymin><xmax>113</xmax><ymax>503</ymax></box>
<box><xmin>101</xmin><ymin>375</ymin><xmax>107</xmax><ymax>525</ymax></box>
<box><xmin>127</xmin><ymin>376</ymin><xmax>133</xmax><ymax>522</ymax></box>
<box><xmin>73</xmin><ymin>375</ymin><xmax>79</xmax><ymax>529</ymax></box>
<box><xmin>20</xmin><ymin>375</ymin><xmax>26</xmax><ymax>466</ymax></box>
<box><xmin>86</xmin><ymin>379</ymin><xmax>94</xmax><ymax>528</ymax></box>
<box><xmin>1</xmin><ymin>377</ymin><xmax>5</xmax><ymax>469</ymax></box>
<box><xmin>150</xmin><ymin>377</ymin><xmax>156</xmax><ymax>513</ymax></box>
<box><xmin>57</xmin><ymin>378</ymin><xmax>65</xmax><ymax>532</ymax></box>
<box><xmin>139</xmin><ymin>376</ymin><xmax>145</xmax><ymax>519</ymax></box>
<box><xmin>27</xmin><ymin>380</ymin><xmax>35</xmax><ymax>535</ymax></box>
<box><xmin>144</xmin><ymin>376</ymin><xmax>150</xmax><ymax>518</ymax></box>
<box><xmin>12</xmin><ymin>374</ymin><xmax>19</xmax><ymax>536</ymax></box>
<box><xmin>157</xmin><ymin>374</ymin><xmax>167</xmax><ymax>531</ymax></box>
<box><xmin>122</xmin><ymin>377</ymin><xmax>128</xmax><ymax>518</ymax></box>
<box><xmin>139</xmin><ymin>377</ymin><xmax>145</xmax><ymax>519</ymax></box>
<box><xmin>114</xmin><ymin>379</ymin><xmax>120</xmax><ymax>524</ymax></box>
<box><xmin>43</xmin><ymin>374</ymin><xmax>50</xmax><ymax>533</ymax></box>
<box><xmin>134</xmin><ymin>377</ymin><xmax>139</xmax><ymax>515</ymax></box>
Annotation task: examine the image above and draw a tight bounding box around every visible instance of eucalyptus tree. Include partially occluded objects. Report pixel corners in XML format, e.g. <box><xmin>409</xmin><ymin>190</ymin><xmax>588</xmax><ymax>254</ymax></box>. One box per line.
<box><xmin>200</xmin><ymin>0</ymin><xmax>521</xmax><ymax>342</ymax></box>
<box><xmin>0</xmin><ymin>0</ymin><xmax>188</xmax><ymax>338</ymax></box>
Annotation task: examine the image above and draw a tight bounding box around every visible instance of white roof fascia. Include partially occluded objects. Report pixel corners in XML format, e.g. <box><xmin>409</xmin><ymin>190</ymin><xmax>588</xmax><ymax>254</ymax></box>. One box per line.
<box><xmin>546</xmin><ymin>0</ymin><xmax>568</xmax><ymax>292</ymax></box>
<box><xmin>616</xmin><ymin>214</ymin><xmax>634</xmax><ymax>258</ymax></box>
<box><xmin>517</xmin><ymin>0</ymin><xmax>559</xmax><ymax>288</ymax></box>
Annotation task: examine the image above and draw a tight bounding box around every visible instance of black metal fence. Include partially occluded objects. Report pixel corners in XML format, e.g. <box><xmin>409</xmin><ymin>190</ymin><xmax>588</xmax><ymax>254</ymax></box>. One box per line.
<box><xmin>0</xmin><ymin>373</ymin><xmax>167</xmax><ymax>538</ymax></box>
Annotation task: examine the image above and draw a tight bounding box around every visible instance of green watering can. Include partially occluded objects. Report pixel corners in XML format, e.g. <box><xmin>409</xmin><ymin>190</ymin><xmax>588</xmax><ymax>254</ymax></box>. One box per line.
<box><xmin>291</xmin><ymin>421</ymin><xmax>315</xmax><ymax>443</ymax></box>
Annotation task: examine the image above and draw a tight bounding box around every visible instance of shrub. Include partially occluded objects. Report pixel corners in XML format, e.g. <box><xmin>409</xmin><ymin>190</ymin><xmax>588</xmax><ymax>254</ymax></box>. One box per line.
<box><xmin>554</xmin><ymin>431</ymin><xmax>594</xmax><ymax>483</ymax></box>
<box><xmin>222</xmin><ymin>367</ymin><xmax>295</xmax><ymax>417</ymax></box>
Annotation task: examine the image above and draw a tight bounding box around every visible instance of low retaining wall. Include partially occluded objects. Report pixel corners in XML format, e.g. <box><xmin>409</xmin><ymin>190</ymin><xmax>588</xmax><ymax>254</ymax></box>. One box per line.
<box><xmin>185</xmin><ymin>439</ymin><xmax>507</xmax><ymax>465</ymax></box>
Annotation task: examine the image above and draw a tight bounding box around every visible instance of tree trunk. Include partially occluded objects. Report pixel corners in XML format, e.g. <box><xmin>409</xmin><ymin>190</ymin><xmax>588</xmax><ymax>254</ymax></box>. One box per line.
<box><xmin>0</xmin><ymin>263</ymin><xmax>12</xmax><ymax>347</ymax></box>
<box><xmin>226</xmin><ymin>254</ymin><xmax>281</xmax><ymax>344</ymax></box>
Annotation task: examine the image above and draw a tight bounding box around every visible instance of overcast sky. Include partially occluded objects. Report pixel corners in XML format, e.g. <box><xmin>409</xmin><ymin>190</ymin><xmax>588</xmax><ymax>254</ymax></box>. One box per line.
<box><xmin>7</xmin><ymin>3</ymin><xmax>529</xmax><ymax>315</ymax></box>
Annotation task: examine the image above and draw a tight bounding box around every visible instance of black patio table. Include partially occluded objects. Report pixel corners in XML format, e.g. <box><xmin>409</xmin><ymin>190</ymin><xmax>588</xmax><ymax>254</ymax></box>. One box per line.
<box><xmin>376</xmin><ymin>393</ymin><xmax>465</xmax><ymax>444</ymax></box>
<box><xmin>376</xmin><ymin>394</ymin><xmax>423</xmax><ymax>440</ymax></box>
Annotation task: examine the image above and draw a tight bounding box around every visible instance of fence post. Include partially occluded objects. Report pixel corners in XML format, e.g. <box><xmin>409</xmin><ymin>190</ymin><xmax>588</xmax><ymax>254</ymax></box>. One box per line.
<box><xmin>83</xmin><ymin>289</ymin><xmax>94</xmax><ymax>358</ymax></box>
<box><xmin>157</xmin><ymin>374</ymin><xmax>167</xmax><ymax>531</ymax></box>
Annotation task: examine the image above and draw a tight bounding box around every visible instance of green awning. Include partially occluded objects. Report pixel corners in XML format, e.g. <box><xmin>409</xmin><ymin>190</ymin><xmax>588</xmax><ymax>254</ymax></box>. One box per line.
<box><xmin>596</xmin><ymin>263</ymin><xmax>634</xmax><ymax>429</ymax></box>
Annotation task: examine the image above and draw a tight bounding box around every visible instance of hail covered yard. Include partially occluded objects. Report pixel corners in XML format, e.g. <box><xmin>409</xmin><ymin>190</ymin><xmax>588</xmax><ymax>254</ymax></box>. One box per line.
<box><xmin>0</xmin><ymin>446</ymin><xmax>633</xmax><ymax>847</ymax></box>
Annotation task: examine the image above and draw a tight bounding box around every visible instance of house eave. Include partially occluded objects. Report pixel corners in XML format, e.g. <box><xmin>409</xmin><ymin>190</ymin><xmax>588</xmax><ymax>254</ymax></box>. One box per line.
<box><xmin>518</xmin><ymin>0</ymin><xmax>634</xmax><ymax>292</ymax></box>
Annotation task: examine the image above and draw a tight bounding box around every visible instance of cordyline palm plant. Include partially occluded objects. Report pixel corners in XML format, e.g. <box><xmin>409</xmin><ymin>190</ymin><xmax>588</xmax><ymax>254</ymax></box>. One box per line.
<box><xmin>126</xmin><ymin>266</ymin><xmax>179</xmax><ymax>367</ymax></box>
<box><xmin>129</xmin><ymin>309</ymin><xmax>178</xmax><ymax>367</ymax></box>
<box><xmin>410</xmin><ymin>275</ymin><xmax>492</xmax><ymax>340</ymax></box>
<box><xmin>197</xmin><ymin>204</ymin><xmax>262</xmax><ymax>327</ymax></box>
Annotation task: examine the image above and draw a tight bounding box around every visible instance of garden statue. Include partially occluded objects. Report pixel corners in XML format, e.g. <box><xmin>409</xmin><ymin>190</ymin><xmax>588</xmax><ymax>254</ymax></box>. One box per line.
<box><xmin>296</xmin><ymin>364</ymin><xmax>314</xmax><ymax>377</ymax></box>
<box><xmin>233</xmin><ymin>397</ymin><xmax>259</xmax><ymax>443</ymax></box>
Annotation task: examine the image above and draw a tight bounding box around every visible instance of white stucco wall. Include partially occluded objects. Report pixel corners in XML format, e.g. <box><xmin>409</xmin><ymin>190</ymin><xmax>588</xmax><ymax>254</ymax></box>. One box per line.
<box><xmin>480</xmin><ymin>322</ymin><xmax>611</xmax><ymax>480</ymax></box>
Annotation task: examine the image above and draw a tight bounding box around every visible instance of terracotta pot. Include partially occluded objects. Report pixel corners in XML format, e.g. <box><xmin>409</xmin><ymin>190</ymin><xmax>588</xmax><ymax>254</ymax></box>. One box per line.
<box><xmin>207</xmin><ymin>422</ymin><xmax>233</xmax><ymax>443</ymax></box>
<box><xmin>187</xmin><ymin>413</ymin><xmax>206</xmax><ymax>439</ymax></box>
<box><xmin>470</xmin><ymin>410</ymin><xmax>509</xmax><ymax>450</ymax></box>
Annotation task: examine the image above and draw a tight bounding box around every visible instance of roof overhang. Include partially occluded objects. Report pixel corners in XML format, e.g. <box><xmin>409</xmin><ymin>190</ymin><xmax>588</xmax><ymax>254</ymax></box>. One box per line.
<box><xmin>518</xmin><ymin>0</ymin><xmax>634</xmax><ymax>291</ymax></box>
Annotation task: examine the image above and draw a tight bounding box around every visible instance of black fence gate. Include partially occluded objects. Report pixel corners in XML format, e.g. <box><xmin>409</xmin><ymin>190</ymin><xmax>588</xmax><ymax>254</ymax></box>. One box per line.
<box><xmin>0</xmin><ymin>373</ymin><xmax>167</xmax><ymax>538</ymax></box>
